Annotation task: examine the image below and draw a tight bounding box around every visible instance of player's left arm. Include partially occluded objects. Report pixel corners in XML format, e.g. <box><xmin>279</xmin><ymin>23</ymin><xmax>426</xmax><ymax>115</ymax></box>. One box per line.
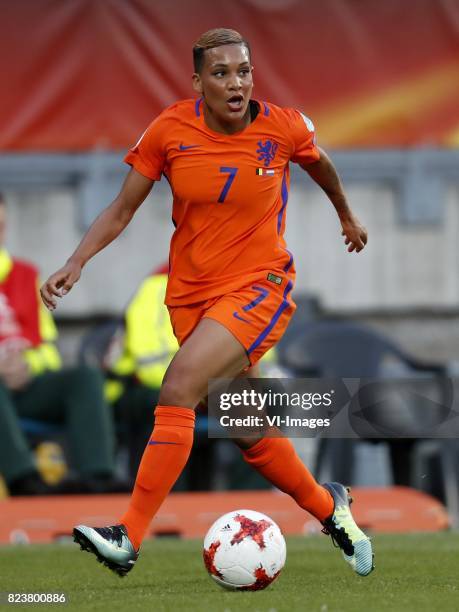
<box><xmin>300</xmin><ymin>148</ymin><xmax>367</xmax><ymax>253</ymax></box>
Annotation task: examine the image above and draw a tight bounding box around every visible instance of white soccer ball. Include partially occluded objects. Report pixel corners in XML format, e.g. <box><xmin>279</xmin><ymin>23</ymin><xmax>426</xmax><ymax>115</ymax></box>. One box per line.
<box><xmin>203</xmin><ymin>509</ymin><xmax>286</xmax><ymax>590</ymax></box>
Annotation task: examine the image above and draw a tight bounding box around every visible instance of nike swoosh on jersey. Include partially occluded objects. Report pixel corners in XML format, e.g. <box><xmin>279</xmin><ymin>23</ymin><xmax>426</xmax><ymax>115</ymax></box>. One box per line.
<box><xmin>179</xmin><ymin>143</ymin><xmax>202</xmax><ymax>150</ymax></box>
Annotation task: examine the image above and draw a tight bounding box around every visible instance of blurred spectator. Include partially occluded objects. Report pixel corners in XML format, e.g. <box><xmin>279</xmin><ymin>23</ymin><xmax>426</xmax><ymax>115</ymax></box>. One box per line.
<box><xmin>0</xmin><ymin>193</ymin><xmax>122</xmax><ymax>495</ymax></box>
<box><xmin>104</xmin><ymin>263</ymin><xmax>178</xmax><ymax>478</ymax></box>
<box><xmin>103</xmin><ymin>264</ymin><xmax>218</xmax><ymax>488</ymax></box>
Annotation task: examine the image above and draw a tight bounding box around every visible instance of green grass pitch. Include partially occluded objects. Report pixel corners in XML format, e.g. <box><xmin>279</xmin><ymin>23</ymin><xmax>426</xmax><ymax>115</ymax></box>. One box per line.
<box><xmin>1</xmin><ymin>534</ymin><xmax>458</xmax><ymax>611</ymax></box>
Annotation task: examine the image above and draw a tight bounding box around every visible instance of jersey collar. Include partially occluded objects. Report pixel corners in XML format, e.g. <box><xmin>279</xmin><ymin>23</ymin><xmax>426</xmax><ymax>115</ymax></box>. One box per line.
<box><xmin>195</xmin><ymin>98</ymin><xmax>265</xmax><ymax>138</ymax></box>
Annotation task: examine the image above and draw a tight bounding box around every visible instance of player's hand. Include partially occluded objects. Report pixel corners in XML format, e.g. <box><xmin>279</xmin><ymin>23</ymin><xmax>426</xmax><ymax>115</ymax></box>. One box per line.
<box><xmin>340</xmin><ymin>216</ymin><xmax>368</xmax><ymax>253</ymax></box>
<box><xmin>40</xmin><ymin>260</ymin><xmax>82</xmax><ymax>310</ymax></box>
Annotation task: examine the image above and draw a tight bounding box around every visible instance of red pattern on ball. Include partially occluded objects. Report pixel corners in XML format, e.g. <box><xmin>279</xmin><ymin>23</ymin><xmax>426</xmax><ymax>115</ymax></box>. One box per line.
<box><xmin>241</xmin><ymin>566</ymin><xmax>281</xmax><ymax>591</ymax></box>
<box><xmin>203</xmin><ymin>541</ymin><xmax>222</xmax><ymax>578</ymax></box>
<box><xmin>231</xmin><ymin>514</ymin><xmax>272</xmax><ymax>549</ymax></box>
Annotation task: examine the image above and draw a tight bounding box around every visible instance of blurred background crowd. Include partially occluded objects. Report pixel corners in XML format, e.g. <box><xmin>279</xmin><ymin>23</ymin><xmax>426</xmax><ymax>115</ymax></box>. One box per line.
<box><xmin>1</xmin><ymin>0</ymin><xmax>459</xmax><ymax>521</ymax></box>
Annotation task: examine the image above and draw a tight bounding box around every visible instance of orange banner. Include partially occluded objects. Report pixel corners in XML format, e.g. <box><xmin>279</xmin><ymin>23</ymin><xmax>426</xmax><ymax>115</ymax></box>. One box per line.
<box><xmin>2</xmin><ymin>0</ymin><xmax>459</xmax><ymax>150</ymax></box>
<box><xmin>0</xmin><ymin>487</ymin><xmax>449</xmax><ymax>543</ymax></box>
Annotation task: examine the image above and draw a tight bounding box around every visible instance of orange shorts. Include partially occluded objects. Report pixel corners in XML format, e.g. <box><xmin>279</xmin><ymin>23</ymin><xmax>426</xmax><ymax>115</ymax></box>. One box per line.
<box><xmin>168</xmin><ymin>274</ymin><xmax>296</xmax><ymax>366</ymax></box>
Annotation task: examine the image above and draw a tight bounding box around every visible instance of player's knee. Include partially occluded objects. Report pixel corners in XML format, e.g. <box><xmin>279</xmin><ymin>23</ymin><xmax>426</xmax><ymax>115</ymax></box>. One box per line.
<box><xmin>158</xmin><ymin>376</ymin><xmax>199</xmax><ymax>409</ymax></box>
<box><xmin>233</xmin><ymin>436</ymin><xmax>263</xmax><ymax>450</ymax></box>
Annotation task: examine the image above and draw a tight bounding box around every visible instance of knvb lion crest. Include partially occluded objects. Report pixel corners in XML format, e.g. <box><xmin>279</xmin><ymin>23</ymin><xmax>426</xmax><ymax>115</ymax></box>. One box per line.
<box><xmin>256</xmin><ymin>140</ymin><xmax>278</xmax><ymax>167</ymax></box>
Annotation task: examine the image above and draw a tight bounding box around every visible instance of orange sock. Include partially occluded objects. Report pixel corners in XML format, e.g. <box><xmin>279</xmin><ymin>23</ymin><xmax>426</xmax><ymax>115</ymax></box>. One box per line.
<box><xmin>120</xmin><ymin>406</ymin><xmax>195</xmax><ymax>550</ymax></box>
<box><xmin>241</xmin><ymin>437</ymin><xmax>334</xmax><ymax>522</ymax></box>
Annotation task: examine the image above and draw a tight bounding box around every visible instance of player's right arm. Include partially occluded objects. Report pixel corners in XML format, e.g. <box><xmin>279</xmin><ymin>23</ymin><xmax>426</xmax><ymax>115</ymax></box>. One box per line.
<box><xmin>40</xmin><ymin>168</ymin><xmax>154</xmax><ymax>310</ymax></box>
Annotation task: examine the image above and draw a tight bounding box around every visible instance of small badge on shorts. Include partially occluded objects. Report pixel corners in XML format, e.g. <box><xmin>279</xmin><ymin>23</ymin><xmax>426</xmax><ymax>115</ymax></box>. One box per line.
<box><xmin>267</xmin><ymin>273</ymin><xmax>282</xmax><ymax>285</ymax></box>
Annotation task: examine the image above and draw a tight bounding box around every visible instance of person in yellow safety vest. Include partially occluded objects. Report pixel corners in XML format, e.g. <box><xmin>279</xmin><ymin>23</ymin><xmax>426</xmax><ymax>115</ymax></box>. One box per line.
<box><xmin>103</xmin><ymin>263</ymin><xmax>186</xmax><ymax>481</ymax></box>
<box><xmin>105</xmin><ymin>263</ymin><xmax>178</xmax><ymax>404</ymax></box>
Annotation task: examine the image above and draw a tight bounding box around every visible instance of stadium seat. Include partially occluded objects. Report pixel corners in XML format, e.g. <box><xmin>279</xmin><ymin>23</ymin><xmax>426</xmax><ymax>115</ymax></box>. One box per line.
<box><xmin>279</xmin><ymin>320</ymin><xmax>457</xmax><ymax>513</ymax></box>
<box><xmin>275</xmin><ymin>293</ymin><xmax>322</xmax><ymax>365</ymax></box>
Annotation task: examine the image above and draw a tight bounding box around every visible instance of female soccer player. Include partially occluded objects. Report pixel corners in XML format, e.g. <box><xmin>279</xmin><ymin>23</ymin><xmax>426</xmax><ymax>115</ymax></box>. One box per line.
<box><xmin>41</xmin><ymin>29</ymin><xmax>373</xmax><ymax>577</ymax></box>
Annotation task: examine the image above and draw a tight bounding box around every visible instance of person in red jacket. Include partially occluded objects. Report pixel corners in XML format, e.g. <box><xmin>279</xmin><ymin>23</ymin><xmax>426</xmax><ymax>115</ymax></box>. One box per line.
<box><xmin>0</xmin><ymin>193</ymin><xmax>122</xmax><ymax>495</ymax></box>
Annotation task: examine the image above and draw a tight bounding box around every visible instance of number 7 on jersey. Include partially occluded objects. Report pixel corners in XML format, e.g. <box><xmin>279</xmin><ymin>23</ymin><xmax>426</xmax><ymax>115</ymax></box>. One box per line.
<box><xmin>218</xmin><ymin>167</ymin><xmax>238</xmax><ymax>203</ymax></box>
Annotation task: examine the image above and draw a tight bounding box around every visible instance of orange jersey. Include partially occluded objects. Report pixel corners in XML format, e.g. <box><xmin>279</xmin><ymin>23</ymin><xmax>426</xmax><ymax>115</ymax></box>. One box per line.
<box><xmin>124</xmin><ymin>99</ymin><xmax>320</xmax><ymax>306</ymax></box>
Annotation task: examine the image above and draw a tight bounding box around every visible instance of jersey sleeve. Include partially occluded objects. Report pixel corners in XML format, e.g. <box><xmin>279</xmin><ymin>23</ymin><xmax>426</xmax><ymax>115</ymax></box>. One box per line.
<box><xmin>285</xmin><ymin>109</ymin><xmax>320</xmax><ymax>165</ymax></box>
<box><xmin>124</xmin><ymin>113</ymin><xmax>168</xmax><ymax>181</ymax></box>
